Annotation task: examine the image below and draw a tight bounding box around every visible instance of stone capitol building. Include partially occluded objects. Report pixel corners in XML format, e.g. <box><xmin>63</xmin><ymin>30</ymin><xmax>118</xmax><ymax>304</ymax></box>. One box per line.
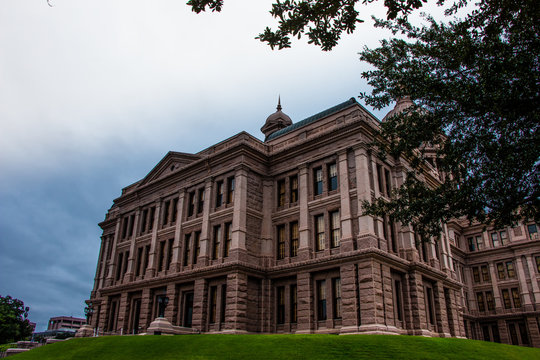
<box><xmin>84</xmin><ymin>97</ymin><xmax>540</xmax><ymax>347</ymax></box>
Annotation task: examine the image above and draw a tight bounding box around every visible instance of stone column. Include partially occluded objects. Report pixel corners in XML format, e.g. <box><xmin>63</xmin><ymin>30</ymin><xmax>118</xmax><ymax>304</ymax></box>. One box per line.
<box><xmin>298</xmin><ymin>165</ymin><xmax>312</xmax><ymax>261</ymax></box>
<box><xmin>105</xmin><ymin>218</ymin><xmax>122</xmax><ymax>287</ymax></box>
<box><xmin>406</xmin><ymin>271</ymin><xmax>428</xmax><ymax>335</ymax></box>
<box><xmin>515</xmin><ymin>256</ymin><xmax>533</xmax><ymax>310</ymax></box>
<box><xmin>526</xmin><ymin>255</ymin><xmax>540</xmax><ymax>306</ymax></box>
<box><xmin>170</xmin><ymin>191</ymin><xmax>185</xmax><ymax>272</ymax></box>
<box><xmin>296</xmin><ymin>272</ymin><xmax>314</xmax><ymax>333</ymax></box>
<box><xmin>340</xmin><ymin>263</ymin><xmax>360</xmax><ymax>333</ymax></box>
<box><xmin>338</xmin><ymin>150</ymin><xmax>354</xmax><ymax>252</ymax></box>
<box><xmin>138</xmin><ymin>288</ymin><xmax>152</xmax><ymax>331</ymax></box>
<box><xmin>164</xmin><ymin>283</ymin><xmax>177</xmax><ymax>323</ymax></box>
<box><xmin>117</xmin><ymin>292</ymin><xmax>129</xmax><ymax>333</ymax></box>
<box><xmin>192</xmin><ymin>278</ymin><xmax>208</xmax><ymax>332</ymax></box>
<box><xmin>260</xmin><ymin>179</ymin><xmax>274</xmax><ymax>265</ymax></box>
<box><xmin>125</xmin><ymin>209</ymin><xmax>141</xmax><ymax>282</ymax></box>
<box><xmin>354</xmin><ymin>146</ymin><xmax>377</xmax><ymax>248</ymax></box>
<box><xmin>497</xmin><ymin>319</ymin><xmax>510</xmax><ymax>344</ymax></box>
<box><xmin>225</xmin><ymin>272</ymin><xmax>248</xmax><ymax>332</ymax></box>
<box><xmin>488</xmin><ymin>262</ymin><xmax>503</xmax><ymax>309</ymax></box>
<box><xmin>146</xmin><ymin>201</ymin><xmax>162</xmax><ymax>277</ymax></box>
<box><xmin>231</xmin><ymin>168</ymin><xmax>248</xmax><ymax>262</ymax></box>
<box><xmin>95</xmin><ymin>236</ymin><xmax>107</xmax><ymax>290</ymax></box>
<box><xmin>196</xmin><ymin>179</ymin><xmax>213</xmax><ymax>266</ymax></box>
<box><xmin>526</xmin><ymin>316</ymin><xmax>540</xmax><ymax>347</ymax></box>
<box><xmin>357</xmin><ymin>258</ymin><xmax>386</xmax><ymax>333</ymax></box>
<box><xmin>260</xmin><ymin>278</ymin><xmax>272</xmax><ymax>333</ymax></box>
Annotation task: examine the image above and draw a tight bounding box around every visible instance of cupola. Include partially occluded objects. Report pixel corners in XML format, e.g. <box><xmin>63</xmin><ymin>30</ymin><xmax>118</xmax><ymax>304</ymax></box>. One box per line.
<box><xmin>261</xmin><ymin>97</ymin><xmax>292</xmax><ymax>140</ymax></box>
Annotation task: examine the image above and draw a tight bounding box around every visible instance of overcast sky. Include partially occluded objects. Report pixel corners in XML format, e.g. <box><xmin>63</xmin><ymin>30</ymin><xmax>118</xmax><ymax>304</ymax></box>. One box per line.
<box><xmin>0</xmin><ymin>0</ymin><xmax>401</xmax><ymax>331</ymax></box>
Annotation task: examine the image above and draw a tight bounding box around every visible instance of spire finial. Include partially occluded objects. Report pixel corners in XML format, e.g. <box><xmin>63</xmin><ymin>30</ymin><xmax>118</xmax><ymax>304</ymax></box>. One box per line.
<box><xmin>276</xmin><ymin>95</ymin><xmax>282</xmax><ymax>112</ymax></box>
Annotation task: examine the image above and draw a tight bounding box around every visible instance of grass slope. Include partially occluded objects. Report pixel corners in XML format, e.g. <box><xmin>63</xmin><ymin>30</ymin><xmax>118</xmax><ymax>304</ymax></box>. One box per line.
<box><xmin>10</xmin><ymin>334</ymin><xmax>540</xmax><ymax>360</ymax></box>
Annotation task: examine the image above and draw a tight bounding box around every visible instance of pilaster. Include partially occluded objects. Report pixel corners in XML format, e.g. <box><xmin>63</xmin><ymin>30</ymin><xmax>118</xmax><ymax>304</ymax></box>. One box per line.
<box><xmin>105</xmin><ymin>218</ymin><xmax>122</xmax><ymax>287</ymax></box>
<box><xmin>339</xmin><ymin>263</ymin><xmax>360</xmax><ymax>333</ymax></box>
<box><xmin>192</xmin><ymin>278</ymin><xmax>208</xmax><ymax>332</ymax></box>
<box><xmin>231</xmin><ymin>169</ymin><xmax>248</xmax><ymax>262</ymax></box>
<box><xmin>298</xmin><ymin>165</ymin><xmax>312</xmax><ymax>261</ymax></box>
<box><xmin>225</xmin><ymin>272</ymin><xmax>248</xmax><ymax>332</ymax></box>
<box><xmin>125</xmin><ymin>209</ymin><xmax>140</xmax><ymax>282</ymax></box>
<box><xmin>338</xmin><ymin>150</ymin><xmax>354</xmax><ymax>252</ymax></box>
<box><xmin>196</xmin><ymin>179</ymin><xmax>213</xmax><ymax>266</ymax></box>
<box><xmin>146</xmin><ymin>201</ymin><xmax>162</xmax><ymax>278</ymax></box>
<box><xmin>296</xmin><ymin>272</ymin><xmax>314</xmax><ymax>333</ymax></box>
<box><xmin>170</xmin><ymin>191</ymin><xmax>185</xmax><ymax>272</ymax></box>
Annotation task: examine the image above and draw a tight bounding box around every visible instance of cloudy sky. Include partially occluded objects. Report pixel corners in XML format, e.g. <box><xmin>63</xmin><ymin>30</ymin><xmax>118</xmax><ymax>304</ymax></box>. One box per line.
<box><xmin>0</xmin><ymin>0</ymin><xmax>402</xmax><ymax>331</ymax></box>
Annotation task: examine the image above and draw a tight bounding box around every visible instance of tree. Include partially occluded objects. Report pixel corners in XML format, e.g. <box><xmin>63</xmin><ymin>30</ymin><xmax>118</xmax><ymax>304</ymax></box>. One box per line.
<box><xmin>188</xmin><ymin>0</ymin><xmax>539</xmax><ymax>237</ymax></box>
<box><xmin>187</xmin><ymin>0</ymin><xmax>431</xmax><ymax>51</ymax></box>
<box><xmin>359</xmin><ymin>0</ymin><xmax>539</xmax><ymax>236</ymax></box>
<box><xmin>0</xmin><ymin>295</ymin><xmax>33</xmax><ymax>344</ymax></box>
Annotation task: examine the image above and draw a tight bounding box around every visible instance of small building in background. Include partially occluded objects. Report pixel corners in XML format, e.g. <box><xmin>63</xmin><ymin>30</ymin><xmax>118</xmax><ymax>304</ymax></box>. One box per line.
<box><xmin>47</xmin><ymin>316</ymin><xmax>86</xmax><ymax>331</ymax></box>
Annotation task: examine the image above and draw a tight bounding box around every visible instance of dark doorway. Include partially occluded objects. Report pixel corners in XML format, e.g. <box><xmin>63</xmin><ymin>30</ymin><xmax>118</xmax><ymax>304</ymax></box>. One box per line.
<box><xmin>184</xmin><ymin>292</ymin><xmax>194</xmax><ymax>327</ymax></box>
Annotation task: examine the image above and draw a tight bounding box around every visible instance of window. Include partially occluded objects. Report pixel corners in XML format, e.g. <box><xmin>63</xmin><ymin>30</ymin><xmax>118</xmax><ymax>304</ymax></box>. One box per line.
<box><xmin>330</xmin><ymin>211</ymin><xmax>340</xmax><ymax>248</ymax></box>
<box><xmin>536</xmin><ymin>256</ymin><xmax>540</xmax><ymax>273</ymax></box>
<box><xmin>277</xmin><ymin>179</ymin><xmax>286</xmax><ymax>207</ymax></box>
<box><xmin>393</xmin><ymin>278</ymin><xmax>403</xmax><ymax>322</ymax></box>
<box><xmin>468</xmin><ymin>237</ymin><xmax>476</xmax><ymax>252</ymax></box>
<box><xmin>220</xmin><ymin>285</ymin><xmax>227</xmax><ymax>323</ymax></box>
<box><xmin>511</xmin><ymin>288</ymin><xmax>521</xmax><ymax>308</ymax></box>
<box><xmin>171</xmin><ymin>198</ymin><xmax>178</xmax><ymax>223</ymax></box>
<box><xmin>197</xmin><ymin>188</ymin><xmax>205</xmax><ymax>214</ymax></box>
<box><xmin>277</xmin><ymin>287</ymin><xmax>285</xmax><ymax>324</ymax></box>
<box><xmin>314</xmin><ymin>167</ymin><xmax>323</xmax><ymax>196</ymax></box>
<box><xmin>290</xmin><ymin>222</ymin><xmax>299</xmax><ymax>257</ymax></box>
<box><xmin>317</xmin><ymin>280</ymin><xmax>327</xmax><ymax>320</ymax></box>
<box><xmin>162</xmin><ymin>200</ymin><xmax>170</xmax><ymax>226</ymax></box>
<box><xmin>476</xmin><ymin>235</ymin><xmax>484</xmax><ymax>250</ymax></box>
<box><xmin>188</xmin><ymin>192</ymin><xmax>195</xmax><ymax>217</ymax></box>
<box><xmin>290</xmin><ymin>284</ymin><xmax>297</xmax><ymax>323</ymax></box>
<box><xmin>502</xmin><ymin>289</ymin><xmax>512</xmax><ymax>309</ymax></box>
<box><xmin>497</xmin><ymin>263</ymin><xmax>506</xmax><ymax>279</ymax></box>
<box><xmin>332</xmin><ymin>278</ymin><xmax>341</xmax><ymax>319</ymax></box>
<box><xmin>505</xmin><ymin>261</ymin><xmax>516</xmax><ymax>278</ymax></box>
<box><xmin>384</xmin><ymin>168</ymin><xmax>391</xmax><ymax>196</ymax></box>
<box><xmin>184</xmin><ymin>233</ymin><xmax>191</xmax><ymax>266</ymax></box>
<box><xmin>216</xmin><ymin>181</ymin><xmax>224</xmax><ymax>207</ymax></box>
<box><xmin>213</xmin><ymin>225</ymin><xmax>221</xmax><ymax>260</ymax></box>
<box><xmin>209</xmin><ymin>286</ymin><xmax>217</xmax><ymax>323</ymax></box>
<box><xmin>166</xmin><ymin>238</ymin><xmax>173</xmax><ymax>271</ymax></box>
<box><xmin>148</xmin><ymin>207</ymin><xmax>155</xmax><ymax>231</ymax></box>
<box><xmin>116</xmin><ymin>252</ymin><xmax>123</xmax><ymax>280</ymax></box>
<box><xmin>143</xmin><ymin>245</ymin><xmax>150</xmax><ymax>275</ymax></box>
<box><xmin>528</xmin><ymin>224</ymin><xmax>538</xmax><ymax>239</ymax></box>
<box><xmin>140</xmin><ymin>209</ymin><xmax>148</xmax><ymax>234</ymax></box>
<box><xmin>477</xmin><ymin>292</ymin><xmax>485</xmax><ymax>312</ymax></box>
<box><xmin>224</xmin><ymin>223</ymin><xmax>232</xmax><ymax>258</ymax></box>
<box><xmin>376</xmin><ymin>164</ymin><xmax>384</xmax><ymax>195</ymax></box>
<box><xmin>158</xmin><ymin>241</ymin><xmax>165</xmax><ymax>272</ymax></box>
<box><xmin>481</xmin><ymin>265</ymin><xmax>490</xmax><ymax>282</ymax></box>
<box><xmin>491</xmin><ymin>230</ymin><xmax>507</xmax><ymax>247</ymax></box>
<box><xmin>315</xmin><ymin>215</ymin><xmax>325</xmax><ymax>251</ymax></box>
<box><xmin>277</xmin><ymin>225</ymin><xmax>286</xmax><ymax>260</ymax></box>
<box><xmin>226</xmin><ymin>176</ymin><xmax>235</xmax><ymax>204</ymax></box>
<box><xmin>193</xmin><ymin>231</ymin><xmax>200</xmax><ymax>264</ymax></box>
<box><xmin>135</xmin><ymin>247</ymin><xmax>143</xmax><ymax>277</ymax></box>
<box><xmin>425</xmin><ymin>286</ymin><xmax>435</xmax><ymax>325</ymax></box>
<box><xmin>486</xmin><ymin>291</ymin><xmax>495</xmax><ymax>311</ymax></box>
<box><xmin>328</xmin><ymin>163</ymin><xmax>338</xmax><ymax>191</ymax></box>
<box><xmin>290</xmin><ymin>175</ymin><xmax>298</xmax><ymax>203</ymax></box>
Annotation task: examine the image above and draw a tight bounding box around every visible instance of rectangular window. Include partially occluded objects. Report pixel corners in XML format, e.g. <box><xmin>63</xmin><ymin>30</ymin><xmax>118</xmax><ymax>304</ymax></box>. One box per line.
<box><xmin>220</xmin><ymin>285</ymin><xmax>227</xmax><ymax>323</ymax></box>
<box><xmin>140</xmin><ymin>209</ymin><xmax>148</xmax><ymax>234</ymax></box>
<box><xmin>290</xmin><ymin>222</ymin><xmax>299</xmax><ymax>257</ymax></box>
<box><xmin>497</xmin><ymin>263</ymin><xmax>505</xmax><ymax>279</ymax></box>
<box><xmin>277</xmin><ymin>225</ymin><xmax>286</xmax><ymax>260</ymax></box>
<box><xmin>277</xmin><ymin>286</ymin><xmax>285</xmax><ymax>324</ymax></box>
<box><xmin>481</xmin><ymin>265</ymin><xmax>490</xmax><ymax>282</ymax></box>
<box><xmin>188</xmin><ymin>191</ymin><xmax>195</xmax><ymax>217</ymax></box>
<box><xmin>128</xmin><ymin>215</ymin><xmax>135</xmax><ymax>237</ymax></box>
<box><xmin>184</xmin><ymin>233</ymin><xmax>191</xmax><ymax>266</ymax></box>
<box><xmin>148</xmin><ymin>207</ymin><xmax>155</xmax><ymax>230</ymax></box>
<box><xmin>536</xmin><ymin>256</ymin><xmax>540</xmax><ymax>273</ymax></box>
<box><xmin>502</xmin><ymin>289</ymin><xmax>512</xmax><ymax>309</ymax></box>
<box><xmin>528</xmin><ymin>224</ymin><xmax>538</xmax><ymax>239</ymax></box>
<box><xmin>511</xmin><ymin>288</ymin><xmax>521</xmax><ymax>308</ymax></box>
<box><xmin>171</xmin><ymin>198</ymin><xmax>178</xmax><ymax>223</ymax></box>
<box><xmin>290</xmin><ymin>175</ymin><xmax>298</xmax><ymax>203</ymax></box>
<box><xmin>500</xmin><ymin>230</ymin><xmax>507</xmax><ymax>245</ymax></box>
<box><xmin>384</xmin><ymin>168</ymin><xmax>391</xmax><ymax>196</ymax></box>
<box><xmin>166</xmin><ymin>238</ymin><xmax>173</xmax><ymax>271</ymax></box>
<box><xmin>333</xmin><ymin>278</ymin><xmax>341</xmax><ymax>319</ymax></box>
<box><xmin>477</xmin><ymin>292</ymin><xmax>485</xmax><ymax>312</ymax></box>
<box><xmin>197</xmin><ymin>188</ymin><xmax>205</xmax><ymax>214</ymax></box>
<box><xmin>162</xmin><ymin>200</ymin><xmax>170</xmax><ymax>226</ymax></box>
<box><xmin>227</xmin><ymin>177</ymin><xmax>235</xmax><ymax>204</ymax></box>
<box><xmin>314</xmin><ymin>167</ymin><xmax>323</xmax><ymax>196</ymax></box>
<box><xmin>468</xmin><ymin>237</ymin><xmax>476</xmax><ymax>252</ymax></box>
<box><xmin>290</xmin><ymin>284</ymin><xmax>297</xmax><ymax>323</ymax></box>
<box><xmin>506</xmin><ymin>261</ymin><xmax>516</xmax><ymax>278</ymax></box>
<box><xmin>317</xmin><ymin>280</ymin><xmax>327</xmax><ymax>321</ymax></box>
<box><xmin>330</xmin><ymin>210</ymin><xmax>340</xmax><ymax>248</ymax></box>
<box><xmin>116</xmin><ymin>252</ymin><xmax>123</xmax><ymax>280</ymax></box>
<box><xmin>216</xmin><ymin>181</ymin><xmax>224</xmax><ymax>207</ymax></box>
<box><xmin>376</xmin><ymin>164</ymin><xmax>384</xmax><ymax>195</ymax></box>
<box><xmin>328</xmin><ymin>163</ymin><xmax>338</xmax><ymax>191</ymax></box>
<box><xmin>213</xmin><ymin>225</ymin><xmax>221</xmax><ymax>260</ymax></box>
<box><xmin>394</xmin><ymin>279</ymin><xmax>403</xmax><ymax>322</ymax></box>
<box><xmin>193</xmin><ymin>231</ymin><xmax>200</xmax><ymax>264</ymax></box>
<box><xmin>135</xmin><ymin>247</ymin><xmax>143</xmax><ymax>277</ymax></box>
<box><xmin>158</xmin><ymin>240</ymin><xmax>165</xmax><ymax>272</ymax></box>
<box><xmin>209</xmin><ymin>286</ymin><xmax>217</xmax><ymax>323</ymax></box>
<box><xmin>143</xmin><ymin>245</ymin><xmax>150</xmax><ymax>275</ymax></box>
<box><xmin>486</xmin><ymin>291</ymin><xmax>495</xmax><ymax>311</ymax></box>
<box><xmin>476</xmin><ymin>235</ymin><xmax>484</xmax><ymax>250</ymax></box>
<box><xmin>224</xmin><ymin>222</ymin><xmax>232</xmax><ymax>258</ymax></box>
<box><xmin>491</xmin><ymin>232</ymin><xmax>500</xmax><ymax>247</ymax></box>
<box><xmin>426</xmin><ymin>286</ymin><xmax>435</xmax><ymax>324</ymax></box>
<box><xmin>277</xmin><ymin>179</ymin><xmax>286</xmax><ymax>207</ymax></box>
<box><xmin>315</xmin><ymin>214</ymin><xmax>325</xmax><ymax>251</ymax></box>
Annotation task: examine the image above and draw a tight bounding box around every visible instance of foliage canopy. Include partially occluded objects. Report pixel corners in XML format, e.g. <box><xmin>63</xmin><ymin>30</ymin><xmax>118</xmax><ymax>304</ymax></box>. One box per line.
<box><xmin>0</xmin><ymin>295</ymin><xmax>33</xmax><ymax>344</ymax></box>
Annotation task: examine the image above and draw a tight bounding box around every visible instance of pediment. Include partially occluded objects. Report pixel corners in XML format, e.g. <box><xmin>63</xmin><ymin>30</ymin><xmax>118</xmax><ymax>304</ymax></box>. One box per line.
<box><xmin>138</xmin><ymin>151</ymin><xmax>200</xmax><ymax>186</ymax></box>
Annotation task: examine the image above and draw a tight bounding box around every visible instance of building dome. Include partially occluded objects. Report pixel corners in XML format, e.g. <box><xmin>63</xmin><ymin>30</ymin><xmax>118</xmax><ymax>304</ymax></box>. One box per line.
<box><xmin>261</xmin><ymin>97</ymin><xmax>292</xmax><ymax>139</ymax></box>
<box><xmin>382</xmin><ymin>96</ymin><xmax>415</xmax><ymax>122</ymax></box>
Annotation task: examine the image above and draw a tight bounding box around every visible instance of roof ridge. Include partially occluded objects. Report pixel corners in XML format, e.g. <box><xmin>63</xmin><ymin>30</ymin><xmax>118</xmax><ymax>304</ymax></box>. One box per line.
<box><xmin>266</xmin><ymin>97</ymin><xmax>358</xmax><ymax>141</ymax></box>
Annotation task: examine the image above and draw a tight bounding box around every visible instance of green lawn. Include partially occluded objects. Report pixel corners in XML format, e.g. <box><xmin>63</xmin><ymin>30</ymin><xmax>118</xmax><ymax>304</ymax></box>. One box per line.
<box><xmin>9</xmin><ymin>334</ymin><xmax>540</xmax><ymax>360</ymax></box>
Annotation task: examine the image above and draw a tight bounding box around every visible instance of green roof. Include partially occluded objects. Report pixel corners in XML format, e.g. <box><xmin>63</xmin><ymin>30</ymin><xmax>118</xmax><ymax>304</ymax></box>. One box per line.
<box><xmin>265</xmin><ymin>97</ymin><xmax>359</xmax><ymax>141</ymax></box>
